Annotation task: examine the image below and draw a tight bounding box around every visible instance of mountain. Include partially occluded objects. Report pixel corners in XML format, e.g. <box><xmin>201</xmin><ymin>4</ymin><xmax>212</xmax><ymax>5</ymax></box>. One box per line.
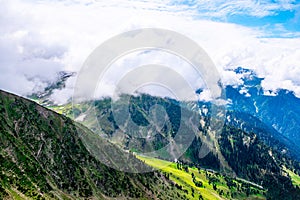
<box><xmin>0</xmin><ymin>89</ymin><xmax>272</xmax><ymax>200</ymax></box>
<box><xmin>0</xmin><ymin>89</ymin><xmax>191</xmax><ymax>199</ymax></box>
<box><xmin>25</xmin><ymin>67</ymin><xmax>300</xmax><ymax>199</ymax></box>
<box><xmin>49</xmin><ymin>93</ymin><xmax>300</xmax><ymax>199</ymax></box>
<box><xmin>31</xmin><ymin>68</ymin><xmax>300</xmax><ymax>156</ymax></box>
<box><xmin>31</xmin><ymin>68</ymin><xmax>300</xmax><ymax>157</ymax></box>
<box><xmin>226</xmin><ymin>67</ymin><xmax>300</xmax><ymax>158</ymax></box>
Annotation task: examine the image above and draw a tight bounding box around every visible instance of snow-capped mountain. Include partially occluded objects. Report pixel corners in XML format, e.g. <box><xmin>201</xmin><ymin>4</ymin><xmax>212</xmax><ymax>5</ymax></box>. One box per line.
<box><xmin>225</xmin><ymin>67</ymin><xmax>300</xmax><ymax>159</ymax></box>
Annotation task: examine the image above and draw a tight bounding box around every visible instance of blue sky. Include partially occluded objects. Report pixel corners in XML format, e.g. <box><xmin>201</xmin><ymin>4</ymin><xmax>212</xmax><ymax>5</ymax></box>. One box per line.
<box><xmin>170</xmin><ymin>0</ymin><xmax>300</xmax><ymax>37</ymax></box>
<box><xmin>228</xmin><ymin>8</ymin><xmax>300</xmax><ymax>37</ymax></box>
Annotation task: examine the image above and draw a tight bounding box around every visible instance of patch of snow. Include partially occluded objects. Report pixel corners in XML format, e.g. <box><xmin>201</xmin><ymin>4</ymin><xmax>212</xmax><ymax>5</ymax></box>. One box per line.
<box><xmin>226</xmin><ymin>115</ymin><xmax>231</xmax><ymax>122</ymax></box>
<box><xmin>254</xmin><ymin>101</ymin><xmax>259</xmax><ymax>113</ymax></box>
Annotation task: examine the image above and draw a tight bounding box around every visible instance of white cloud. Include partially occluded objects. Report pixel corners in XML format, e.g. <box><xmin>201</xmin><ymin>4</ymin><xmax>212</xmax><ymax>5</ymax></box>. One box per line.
<box><xmin>0</xmin><ymin>0</ymin><xmax>300</xmax><ymax>100</ymax></box>
<box><xmin>92</xmin><ymin>50</ymin><xmax>206</xmax><ymax>100</ymax></box>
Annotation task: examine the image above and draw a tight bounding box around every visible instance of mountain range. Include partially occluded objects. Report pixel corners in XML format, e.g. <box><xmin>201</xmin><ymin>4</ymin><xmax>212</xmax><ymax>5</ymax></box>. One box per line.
<box><xmin>1</xmin><ymin>67</ymin><xmax>300</xmax><ymax>199</ymax></box>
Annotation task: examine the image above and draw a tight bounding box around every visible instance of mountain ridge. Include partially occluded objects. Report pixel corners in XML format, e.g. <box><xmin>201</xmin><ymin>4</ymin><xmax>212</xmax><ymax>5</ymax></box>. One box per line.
<box><xmin>46</xmin><ymin>92</ymin><xmax>300</xmax><ymax>199</ymax></box>
<box><xmin>0</xmin><ymin>89</ymin><xmax>190</xmax><ymax>199</ymax></box>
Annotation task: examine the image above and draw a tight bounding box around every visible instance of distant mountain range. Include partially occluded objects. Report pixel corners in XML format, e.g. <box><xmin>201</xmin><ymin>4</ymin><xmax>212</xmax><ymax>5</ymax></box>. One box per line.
<box><xmin>32</xmin><ymin>67</ymin><xmax>300</xmax><ymax>160</ymax></box>
<box><xmin>225</xmin><ymin>67</ymin><xmax>300</xmax><ymax>160</ymax></box>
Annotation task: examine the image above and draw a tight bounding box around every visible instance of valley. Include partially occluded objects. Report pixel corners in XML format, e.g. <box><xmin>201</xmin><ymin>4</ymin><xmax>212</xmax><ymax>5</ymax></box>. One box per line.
<box><xmin>137</xmin><ymin>155</ymin><xmax>266</xmax><ymax>200</ymax></box>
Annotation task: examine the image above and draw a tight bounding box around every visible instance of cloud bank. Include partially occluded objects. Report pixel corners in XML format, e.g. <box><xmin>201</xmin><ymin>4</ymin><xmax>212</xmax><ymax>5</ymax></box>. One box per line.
<box><xmin>0</xmin><ymin>0</ymin><xmax>300</xmax><ymax>101</ymax></box>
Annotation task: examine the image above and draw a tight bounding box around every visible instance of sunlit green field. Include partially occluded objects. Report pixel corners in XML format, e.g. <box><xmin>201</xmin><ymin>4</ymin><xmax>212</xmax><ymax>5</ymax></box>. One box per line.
<box><xmin>286</xmin><ymin>169</ymin><xmax>300</xmax><ymax>187</ymax></box>
<box><xmin>137</xmin><ymin>155</ymin><xmax>266</xmax><ymax>200</ymax></box>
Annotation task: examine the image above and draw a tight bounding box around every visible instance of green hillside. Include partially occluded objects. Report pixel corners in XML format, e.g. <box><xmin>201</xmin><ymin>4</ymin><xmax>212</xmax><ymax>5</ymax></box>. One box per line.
<box><xmin>0</xmin><ymin>90</ymin><xmax>187</xmax><ymax>199</ymax></box>
<box><xmin>137</xmin><ymin>155</ymin><xmax>266</xmax><ymax>200</ymax></box>
<box><xmin>46</xmin><ymin>93</ymin><xmax>300</xmax><ymax>199</ymax></box>
<box><xmin>285</xmin><ymin>168</ymin><xmax>300</xmax><ymax>187</ymax></box>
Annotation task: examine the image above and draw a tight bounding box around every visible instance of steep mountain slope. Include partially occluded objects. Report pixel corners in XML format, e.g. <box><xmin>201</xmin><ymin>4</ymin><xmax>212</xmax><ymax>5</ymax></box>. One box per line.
<box><xmin>50</xmin><ymin>93</ymin><xmax>300</xmax><ymax>199</ymax></box>
<box><xmin>226</xmin><ymin>67</ymin><xmax>300</xmax><ymax>158</ymax></box>
<box><xmin>219</xmin><ymin>125</ymin><xmax>300</xmax><ymax>199</ymax></box>
<box><xmin>0</xmin><ymin>90</ymin><xmax>189</xmax><ymax>199</ymax></box>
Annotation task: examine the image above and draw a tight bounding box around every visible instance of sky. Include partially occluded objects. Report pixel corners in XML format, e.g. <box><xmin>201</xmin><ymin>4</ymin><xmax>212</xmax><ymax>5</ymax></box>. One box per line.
<box><xmin>0</xmin><ymin>0</ymin><xmax>300</xmax><ymax>103</ymax></box>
